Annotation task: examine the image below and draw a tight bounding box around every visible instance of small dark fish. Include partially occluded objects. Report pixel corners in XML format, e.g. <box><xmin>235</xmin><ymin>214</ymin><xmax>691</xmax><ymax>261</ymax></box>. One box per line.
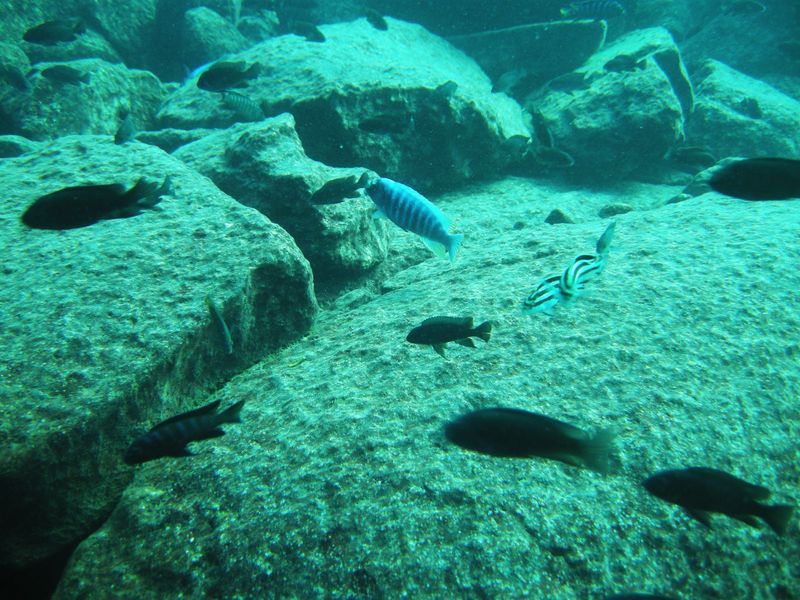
<box><xmin>445</xmin><ymin>408</ymin><xmax>615</xmax><ymax>473</ymax></box>
<box><xmin>546</xmin><ymin>71</ymin><xmax>590</xmax><ymax>93</ymax></box>
<box><xmin>288</xmin><ymin>20</ymin><xmax>326</xmax><ymax>42</ymax></box>
<box><xmin>23</xmin><ymin>18</ymin><xmax>85</xmax><ymax>45</ymax></box>
<box><xmin>595</xmin><ymin>220</ymin><xmax>616</xmax><ymax>256</ymax></box>
<box><xmin>365</xmin><ymin>8</ymin><xmax>388</xmax><ymax>31</ymax></box>
<box><xmin>668</xmin><ymin>145</ymin><xmax>716</xmax><ymax>169</ymax></box>
<box><xmin>220</xmin><ymin>90</ymin><xmax>263</xmax><ymax>121</ymax></box>
<box><xmin>604</xmin><ymin>55</ymin><xmax>647</xmax><ymax>73</ymax></box>
<box><xmin>530</xmin><ymin>110</ymin><xmax>554</xmax><ymax>149</ymax></box>
<box><xmin>197</xmin><ymin>61</ymin><xmax>260</xmax><ymax>92</ymax></box>
<box><xmin>310</xmin><ymin>172</ymin><xmax>369</xmax><ymax>205</ymax></box>
<box><xmin>406</xmin><ymin>316</ymin><xmax>491</xmax><ymax>358</ymax></box>
<box><xmin>644</xmin><ymin>467</ymin><xmax>794</xmax><ymax>535</ymax></box>
<box><xmin>709</xmin><ymin>157</ymin><xmax>800</xmax><ymax>200</ymax></box>
<box><xmin>434</xmin><ymin>80</ymin><xmax>458</xmax><ymax>99</ymax></box>
<box><xmin>777</xmin><ymin>41</ymin><xmax>800</xmax><ymax>60</ymax></box>
<box><xmin>536</xmin><ymin>147</ymin><xmax>576</xmax><ymax>168</ymax></box>
<box><xmin>561</xmin><ymin>0</ymin><xmax>626</xmax><ymax>20</ymax></box>
<box><xmin>114</xmin><ymin>110</ymin><xmax>136</xmax><ymax>145</ymax></box>
<box><xmin>124</xmin><ymin>399</ymin><xmax>245</xmax><ymax>465</ymax></box>
<box><xmin>206</xmin><ymin>296</ymin><xmax>234</xmax><ymax>355</ymax></box>
<box><xmin>724</xmin><ymin>0</ymin><xmax>766</xmax><ymax>16</ymax></box>
<box><xmin>22</xmin><ymin>177</ymin><xmax>170</xmax><ymax>230</ymax></box>
<box><xmin>40</xmin><ymin>64</ymin><xmax>90</xmax><ymax>85</ymax></box>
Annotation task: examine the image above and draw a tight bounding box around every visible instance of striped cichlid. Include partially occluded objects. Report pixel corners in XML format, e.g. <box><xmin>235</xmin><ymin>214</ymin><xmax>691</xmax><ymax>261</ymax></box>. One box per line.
<box><xmin>365</xmin><ymin>177</ymin><xmax>464</xmax><ymax>262</ymax></box>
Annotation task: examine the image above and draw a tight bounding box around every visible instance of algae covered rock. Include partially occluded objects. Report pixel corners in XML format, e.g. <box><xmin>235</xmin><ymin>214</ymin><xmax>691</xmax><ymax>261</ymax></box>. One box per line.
<box><xmin>685</xmin><ymin>60</ymin><xmax>800</xmax><ymax>159</ymax></box>
<box><xmin>0</xmin><ymin>135</ymin><xmax>317</xmax><ymax>569</ymax></box>
<box><xmin>531</xmin><ymin>27</ymin><xmax>692</xmax><ymax>180</ymax></box>
<box><xmin>2</xmin><ymin>58</ymin><xmax>165</xmax><ymax>141</ymax></box>
<box><xmin>174</xmin><ymin>113</ymin><xmax>387</xmax><ymax>294</ymax></box>
<box><xmin>158</xmin><ymin>18</ymin><xmax>530</xmax><ymax>190</ymax></box>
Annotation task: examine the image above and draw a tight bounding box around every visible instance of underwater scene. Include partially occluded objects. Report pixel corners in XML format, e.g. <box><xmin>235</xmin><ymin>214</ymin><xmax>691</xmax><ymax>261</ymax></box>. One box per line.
<box><xmin>1</xmin><ymin>0</ymin><xmax>799</xmax><ymax>598</ymax></box>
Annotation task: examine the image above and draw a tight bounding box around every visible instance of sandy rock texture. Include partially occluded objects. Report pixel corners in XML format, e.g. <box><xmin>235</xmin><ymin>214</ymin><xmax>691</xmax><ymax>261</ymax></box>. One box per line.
<box><xmin>55</xmin><ymin>178</ymin><xmax>799</xmax><ymax>599</ymax></box>
<box><xmin>0</xmin><ymin>136</ymin><xmax>317</xmax><ymax>569</ymax></box>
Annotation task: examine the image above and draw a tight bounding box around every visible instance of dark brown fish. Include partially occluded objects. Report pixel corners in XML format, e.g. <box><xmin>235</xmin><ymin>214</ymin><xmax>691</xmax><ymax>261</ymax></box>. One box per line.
<box><xmin>604</xmin><ymin>55</ymin><xmax>647</xmax><ymax>73</ymax></box>
<box><xmin>365</xmin><ymin>8</ymin><xmax>388</xmax><ymax>31</ymax></box>
<box><xmin>197</xmin><ymin>61</ymin><xmax>260</xmax><ymax>92</ymax></box>
<box><xmin>22</xmin><ymin>177</ymin><xmax>170</xmax><ymax>230</ymax></box>
<box><xmin>40</xmin><ymin>64</ymin><xmax>90</xmax><ymax>85</ymax></box>
<box><xmin>288</xmin><ymin>20</ymin><xmax>326</xmax><ymax>42</ymax></box>
<box><xmin>114</xmin><ymin>110</ymin><xmax>136</xmax><ymax>145</ymax></box>
<box><xmin>445</xmin><ymin>408</ymin><xmax>615</xmax><ymax>473</ymax></box>
<box><xmin>124</xmin><ymin>399</ymin><xmax>244</xmax><ymax>465</ymax></box>
<box><xmin>644</xmin><ymin>467</ymin><xmax>794</xmax><ymax>534</ymax></box>
<box><xmin>406</xmin><ymin>316</ymin><xmax>491</xmax><ymax>358</ymax></box>
<box><xmin>23</xmin><ymin>18</ymin><xmax>85</xmax><ymax>45</ymax></box>
<box><xmin>310</xmin><ymin>172</ymin><xmax>369</xmax><ymax>205</ymax></box>
<box><xmin>709</xmin><ymin>157</ymin><xmax>800</xmax><ymax>200</ymax></box>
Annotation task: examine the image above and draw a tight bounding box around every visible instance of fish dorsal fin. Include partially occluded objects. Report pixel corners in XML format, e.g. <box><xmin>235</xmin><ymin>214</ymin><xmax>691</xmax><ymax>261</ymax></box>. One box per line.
<box><xmin>154</xmin><ymin>399</ymin><xmax>221</xmax><ymax>429</ymax></box>
<box><xmin>420</xmin><ymin>316</ymin><xmax>473</xmax><ymax>328</ymax></box>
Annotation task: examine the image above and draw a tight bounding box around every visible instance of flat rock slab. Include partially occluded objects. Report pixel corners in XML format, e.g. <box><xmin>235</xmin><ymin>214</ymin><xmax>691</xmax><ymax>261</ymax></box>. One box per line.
<box><xmin>0</xmin><ymin>136</ymin><xmax>317</xmax><ymax>567</ymax></box>
<box><xmin>56</xmin><ymin>178</ymin><xmax>799</xmax><ymax>598</ymax></box>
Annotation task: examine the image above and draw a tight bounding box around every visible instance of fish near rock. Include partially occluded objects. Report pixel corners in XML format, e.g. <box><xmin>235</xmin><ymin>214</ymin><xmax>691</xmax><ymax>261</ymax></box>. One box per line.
<box><xmin>39</xmin><ymin>64</ymin><xmax>90</xmax><ymax>86</ymax></box>
<box><xmin>365</xmin><ymin>177</ymin><xmax>464</xmax><ymax>262</ymax></box>
<box><xmin>21</xmin><ymin>177</ymin><xmax>170</xmax><ymax>230</ymax></box>
<box><xmin>220</xmin><ymin>90</ymin><xmax>264</xmax><ymax>122</ymax></box>
<box><xmin>124</xmin><ymin>399</ymin><xmax>245</xmax><ymax>465</ymax></box>
<box><xmin>23</xmin><ymin>18</ymin><xmax>86</xmax><ymax>45</ymax></box>
<box><xmin>644</xmin><ymin>467</ymin><xmax>794</xmax><ymax>535</ymax></box>
<box><xmin>197</xmin><ymin>60</ymin><xmax>260</xmax><ymax>92</ymax></box>
<box><xmin>445</xmin><ymin>408</ymin><xmax>615</xmax><ymax>474</ymax></box>
<box><xmin>708</xmin><ymin>157</ymin><xmax>800</xmax><ymax>200</ymax></box>
<box><xmin>310</xmin><ymin>172</ymin><xmax>369</xmax><ymax>205</ymax></box>
<box><xmin>406</xmin><ymin>316</ymin><xmax>491</xmax><ymax>358</ymax></box>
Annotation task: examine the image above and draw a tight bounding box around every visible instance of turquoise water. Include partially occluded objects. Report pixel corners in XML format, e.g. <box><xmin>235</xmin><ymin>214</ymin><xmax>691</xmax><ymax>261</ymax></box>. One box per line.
<box><xmin>0</xmin><ymin>1</ymin><xmax>798</xmax><ymax>598</ymax></box>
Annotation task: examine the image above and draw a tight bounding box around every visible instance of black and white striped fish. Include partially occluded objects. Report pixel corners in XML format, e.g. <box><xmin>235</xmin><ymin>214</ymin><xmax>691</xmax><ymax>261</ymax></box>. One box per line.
<box><xmin>521</xmin><ymin>273</ymin><xmax>562</xmax><ymax>314</ymax></box>
<box><xmin>559</xmin><ymin>253</ymin><xmax>605</xmax><ymax>300</ymax></box>
<box><xmin>124</xmin><ymin>399</ymin><xmax>244</xmax><ymax>465</ymax></box>
<box><xmin>365</xmin><ymin>177</ymin><xmax>464</xmax><ymax>262</ymax></box>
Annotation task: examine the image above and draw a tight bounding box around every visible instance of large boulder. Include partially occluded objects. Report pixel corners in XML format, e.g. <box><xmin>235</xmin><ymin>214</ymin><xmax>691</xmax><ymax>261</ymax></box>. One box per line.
<box><xmin>1</xmin><ymin>58</ymin><xmax>165</xmax><ymax>141</ymax></box>
<box><xmin>54</xmin><ymin>177</ymin><xmax>799</xmax><ymax>598</ymax></box>
<box><xmin>0</xmin><ymin>136</ymin><xmax>317</xmax><ymax>569</ymax></box>
<box><xmin>530</xmin><ymin>27</ymin><xmax>692</xmax><ymax>180</ymax></box>
<box><xmin>158</xmin><ymin>18</ymin><xmax>530</xmax><ymax>191</ymax></box>
<box><xmin>174</xmin><ymin>113</ymin><xmax>388</xmax><ymax>296</ymax></box>
<box><xmin>685</xmin><ymin>60</ymin><xmax>800</xmax><ymax>159</ymax></box>
<box><xmin>181</xmin><ymin>6</ymin><xmax>250</xmax><ymax>68</ymax></box>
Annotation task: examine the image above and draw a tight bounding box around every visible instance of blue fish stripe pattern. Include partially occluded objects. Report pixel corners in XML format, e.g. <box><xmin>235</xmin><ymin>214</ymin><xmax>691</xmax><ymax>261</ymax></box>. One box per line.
<box><xmin>366</xmin><ymin>177</ymin><xmax>464</xmax><ymax>262</ymax></box>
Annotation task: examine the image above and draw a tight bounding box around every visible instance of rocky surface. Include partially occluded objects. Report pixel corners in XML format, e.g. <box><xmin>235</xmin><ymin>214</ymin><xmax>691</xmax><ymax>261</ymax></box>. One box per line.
<box><xmin>54</xmin><ymin>177</ymin><xmax>799</xmax><ymax>599</ymax></box>
<box><xmin>2</xmin><ymin>58</ymin><xmax>165</xmax><ymax>141</ymax></box>
<box><xmin>0</xmin><ymin>136</ymin><xmax>317</xmax><ymax>569</ymax></box>
<box><xmin>158</xmin><ymin>18</ymin><xmax>530</xmax><ymax>191</ymax></box>
<box><xmin>174</xmin><ymin>113</ymin><xmax>387</xmax><ymax>297</ymax></box>
<box><xmin>686</xmin><ymin>60</ymin><xmax>800</xmax><ymax>159</ymax></box>
<box><xmin>530</xmin><ymin>27</ymin><xmax>692</xmax><ymax>180</ymax></box>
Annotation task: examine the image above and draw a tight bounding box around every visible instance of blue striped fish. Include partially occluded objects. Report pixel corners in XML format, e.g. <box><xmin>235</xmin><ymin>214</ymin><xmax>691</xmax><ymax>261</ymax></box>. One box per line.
<box><xmin>366</xmin><ymin>177</ymin><xmax>464</xmax><ymax>262</ymax></box>
<box><xmin>124</xmin><ymin>399</ymin><xmax>244</xmax><ymax>465</ymax></box>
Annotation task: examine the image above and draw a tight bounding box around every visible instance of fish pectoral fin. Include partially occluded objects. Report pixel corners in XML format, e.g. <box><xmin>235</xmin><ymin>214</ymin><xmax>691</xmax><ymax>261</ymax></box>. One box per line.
<box><xmin>432</xmin><ymin>344</ymin><xmax>447</xmax><ymax>358</ymax></box>
<box><xmin>420</xmin><ymin>236</ymin><xmax>447</xmax><ymax>257</ymax></box>
<box><xmin>454</xmin><ymin>338</ymin><xmax>476</xmax><ymax>348</ymax></box>
<box><xmin>683</xmin><ymin>508</ymin><xmax>713</xmax><ymax>528</ymax></box>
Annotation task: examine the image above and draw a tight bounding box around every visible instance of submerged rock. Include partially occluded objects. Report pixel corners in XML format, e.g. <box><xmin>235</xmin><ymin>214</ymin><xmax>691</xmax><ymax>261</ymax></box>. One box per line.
<box><xmin>181</xmin><ymin>6</ymin><xmax>250</xmax><ymax>68</ymax></box>
<box><xmin>174</xmin><ymin>113</ymin><xmax>386</xmax><ymax>295</ymax></box>
<box><xmin>159</xmin><ymin>18</ymin><xmax>530</xmax><ymax>190</ymax></box>
<box><xmin>0</xmin><ymin>136</ymin><xmax>317</xmax><ymax>570</ymax></box>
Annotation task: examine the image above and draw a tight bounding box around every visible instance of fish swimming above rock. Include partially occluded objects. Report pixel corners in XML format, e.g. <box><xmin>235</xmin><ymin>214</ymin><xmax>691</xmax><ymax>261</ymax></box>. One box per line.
<box><xmin>445</xmin><ymin>408</ymin><xmax>615</xmax><ymax>474</ymax></box>
<box><xmin>708</xmin><ymin>157</ymin><xmax>800</xmax><ymax>200</ymax></box>
<box><xmin>197</xmin><ymin>60</ymin><xmax>260</xmax><ymax>92</ymax></box>
<box><xmin>124</xmin><ymin>399</ymin><xmax>245</xmax><ymax>465</ymax></box>
<box><xmin>644</xmin><ymin>467</ymin><xmax>794</xmax><ymax>535</ymax></box>
<box><xmin>365</xmin><ymin>8</ymin><xmax>389</xmax><ymax>30</ymax></box>
<box><xmin>114</xmin><ymin>109</ymin><xmax>136</xmax><ymax>145</ymax></box>
<box><xmin>220</xmin><ymin>90</ymin><xmax>264</xmax><ymax>122</ymax></box>
<box><xmin>22</xmin><ymin>177</ymin><xmax>171</xmax><ymax>230</ymax></box>
<box><xmin>286</xmin><ymin>20</ymin><xmax>326</xmax><ymax>42</ymax></box>
<box><xmin>561</xmin><ymin>0</ymin><xmax>626</xmax><ymax>20</ymax></box>
<box><xmin>604</xmin><ymin>54</ymin><xmax>647</xmax><ymax>73</ymax></box>
<box><xmin>39</xmin><ymin>64</ymin><xmax>90</xmax><ymax>86</ymax></box>
<box><xmin>406</xmin><ymin>316</ymin><xmax>491</xmax><ymax>358</ymax></box>
<box><xmin>310</xmin><ymin>172</ymin><xmax>369</xmax><ymax>205</ymax></box>
<box><xmin>23</xmin><ymin>18</ymin><xmax>85</xmax><ymax>45</ymax></box>
<box><xmin>366</xmin><ymin>177</ymin><xmax>464</xmax><ymax>262</ymax></box>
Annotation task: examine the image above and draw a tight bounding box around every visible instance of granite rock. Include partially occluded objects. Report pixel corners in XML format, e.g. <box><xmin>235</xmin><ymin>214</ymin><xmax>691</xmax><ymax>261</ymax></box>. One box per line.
<box><xmin>0</xmin><ymin>135</ymin><xmax>317</xmax><ymax>569</ymax></box>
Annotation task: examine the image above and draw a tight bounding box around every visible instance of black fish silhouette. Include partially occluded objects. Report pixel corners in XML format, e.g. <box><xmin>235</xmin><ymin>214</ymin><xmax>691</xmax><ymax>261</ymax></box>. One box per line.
<box><xmin>709</xmin><ymin>158</ymin><xmax>800</xmax><ymax>200</ymax></box>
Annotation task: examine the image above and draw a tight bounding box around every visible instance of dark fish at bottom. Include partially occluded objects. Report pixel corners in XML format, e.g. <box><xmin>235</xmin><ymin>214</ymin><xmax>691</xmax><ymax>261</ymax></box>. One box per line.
<box><xmin>124</xmin><ymin>399</ymin><xmax>245</xmax><ymax>465</ymax></box>
<box><xmin>445</xmin><ymin>408</ymin><xmax>615</xmax><ymax>473</ymax></box>
<box><xmin>22</xmin><ymin>177</ymin><xmax>170</xmax><ymax>230</ymax></box>
<box><xmin>709</xmin><ymin>157</ymin><xmax>800</xmax><ymax>200</ymax></box>
<box><xmin>406</xmin><ymin>316</ymin><xmax>491</xmax><ymax>358</ymax></box>
<box><xmin>644</xmin><ymin>467</ymin><xmax>794</xmax><ymax>535</ymax></box>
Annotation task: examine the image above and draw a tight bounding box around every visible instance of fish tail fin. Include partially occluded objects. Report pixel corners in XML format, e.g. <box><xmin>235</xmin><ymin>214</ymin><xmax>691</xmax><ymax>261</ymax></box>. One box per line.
<box><xmin>448</xmin><ymin>233</ymin><xmax>464</xmax><ymax>263</ymax></box>
<box><xmin>582</xmin><ymin>428</ymin><xmax>616</xmax><ymax>475</ymax></box>
<box><xmin>473</xmin><ymin>320</ymin><xmax>492</xmax><ymax>342</ymax></box>
<box><xmin>217</xmin><ymin>399</ymin><xmax>245</xmax><ymax>425</ymax></box>
<box><xmin>759</xmin><ymin>503</ymin><xmax>794</xmax><ymax>535</ymax></box>
<box><xmin>126</xmin><ymin>176</ymin><xmax>171</xmax><ymax>213</ymax></box>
